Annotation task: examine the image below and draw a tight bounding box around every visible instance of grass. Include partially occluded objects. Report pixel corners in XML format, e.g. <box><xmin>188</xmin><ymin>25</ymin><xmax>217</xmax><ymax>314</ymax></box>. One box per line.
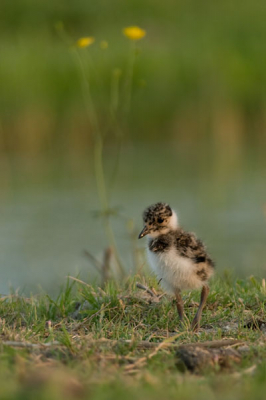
<box><xmin>0</xmin><ymin>274</ymin><xmax>266</xmax><ymax>399</ymax></box>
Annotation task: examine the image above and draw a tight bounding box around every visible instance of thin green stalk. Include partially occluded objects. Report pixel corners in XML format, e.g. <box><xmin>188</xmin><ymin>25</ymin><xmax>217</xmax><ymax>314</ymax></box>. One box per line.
<box><xmin>111</xmin><ymin>68</ymin><xmax>122</xmax><ymax>114</ymax></box>
<box><xmin>94</xmin><ymin>139</ymin><xmax>109</xmax><ymax>211</ymax></box>
<box><xmin>123</xmin><ymin>41</ymin><xmax>137</xmax><ymax>118</ymax></box>
<box><xmin>73</xmin><ymin>48</ymin><xmax>125</xmax><ymax>276</ymax></box>
<box><xmin>73</xmin><ymin>49</ymin><xmax>100</xmax><ymax>138</ymax></box>
<box><xmin>108</xmin><ymin>68</ymin><xmax>124</xmax><ymax>196</ymax></box>
<box><xmin>94</xmin><ymin>142</ymin><xmax>124</xmax><ymax>276</ymax></box>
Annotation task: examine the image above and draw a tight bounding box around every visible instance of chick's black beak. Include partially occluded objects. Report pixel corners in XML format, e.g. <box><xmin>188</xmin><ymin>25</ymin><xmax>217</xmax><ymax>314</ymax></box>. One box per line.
<box><xmin>138</xmin><ymin>226</ymin><xmax>149</xmax><ymax>239</ymax></box>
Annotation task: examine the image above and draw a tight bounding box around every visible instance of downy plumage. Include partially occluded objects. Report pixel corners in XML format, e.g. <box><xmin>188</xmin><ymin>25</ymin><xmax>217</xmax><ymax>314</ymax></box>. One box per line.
<box><xmin>138</xmin><ymin>202</ymin><xmax>214</xmax><ymax>331</ymax></box>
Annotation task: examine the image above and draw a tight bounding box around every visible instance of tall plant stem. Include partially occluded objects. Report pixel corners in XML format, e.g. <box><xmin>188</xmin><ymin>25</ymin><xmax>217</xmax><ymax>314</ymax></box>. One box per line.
<box><xmin>73</xmin><ymin>49</ymin><xmax>125</xmax><ymax>276</ymax></box>
<box><xmin>124</xmin><ymin>42</ymin><xmax>137</xmax><ymax>118</ymax></box>
<box><xmin>94</xmin><ymin>138</ymin><xmax>125</xmax><ymax>276</ymax></box>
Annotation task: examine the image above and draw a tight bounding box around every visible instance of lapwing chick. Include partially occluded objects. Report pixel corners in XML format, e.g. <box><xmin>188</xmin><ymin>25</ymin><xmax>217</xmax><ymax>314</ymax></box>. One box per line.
<box><xmin>138</xmin><ymin>202</ymin><xmax>214</xmax><ymax>331</ymax></box>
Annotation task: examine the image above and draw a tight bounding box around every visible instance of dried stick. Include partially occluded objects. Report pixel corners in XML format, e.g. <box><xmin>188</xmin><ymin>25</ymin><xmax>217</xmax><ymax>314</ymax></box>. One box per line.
<box><xmin>124</xmin><ymin>332</ymin><xmax>186</xmax><ymax>372</ymax></box>
<box><xmin>102</xmin><ymin>247</ymin><xmax>112</xmax><ymax>286</ymax></box>
<box><xmin>83</xmin><ymin>250</ymin><xmax>102</xmax><ymax>273</ymax></box>
<box><xmin>136</xmin><ymin>282</ymin><xmax>157</xmax><ymax>297</ymax></box>
<box><xmin>2</xmin><ymin>341</ymin><xmax>61</xmax><ymax>349</ymax></box>
<box><xmin>68</xmin><ymin>276</ymin><xmax>95</xmax><ymax>290</ymax></box>
<box><xmin>178</xmin><ymin>339</ymin><xmax>245</xmax><ymax>349</ymax></box>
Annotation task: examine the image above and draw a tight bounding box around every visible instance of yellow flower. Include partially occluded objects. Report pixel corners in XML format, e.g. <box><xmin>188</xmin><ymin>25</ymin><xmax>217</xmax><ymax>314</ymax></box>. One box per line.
<box><xmin>76</xmin><ymin>37</ymin><xmax>95</xmax><ymax>48</ymax></box>
<box><xmin>123</xmin><ymin>26</ymin><xmax>146</xmax><ymax>41</ymax></box>
<box><xmin>100</xmin><ymin>40</ymin><xmax>108</xmax><ymax>49</ymax></box>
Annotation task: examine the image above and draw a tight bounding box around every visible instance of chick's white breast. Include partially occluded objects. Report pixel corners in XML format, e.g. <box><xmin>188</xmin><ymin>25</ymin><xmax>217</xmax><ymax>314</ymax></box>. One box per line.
<box><xmin>147</xmin><ymin>247</ymin><xmax>203</xmax><ymax>294</ymax></box>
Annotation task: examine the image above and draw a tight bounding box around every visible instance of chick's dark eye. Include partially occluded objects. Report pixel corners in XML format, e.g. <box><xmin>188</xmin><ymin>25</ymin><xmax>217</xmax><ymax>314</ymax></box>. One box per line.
<box><xmin>157</xmin><ymin>217</ymin><xmax>164</xmax><ymax>224</ymax></box>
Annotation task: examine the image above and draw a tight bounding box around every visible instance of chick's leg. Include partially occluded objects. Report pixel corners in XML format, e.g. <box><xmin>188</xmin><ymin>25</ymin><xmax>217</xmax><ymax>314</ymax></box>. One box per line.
<box><xmin>175</xmin><ymin>291</ymin><xmax>184</xmax><ymax>321</ymax></box>
<box><xmin>191</xmin><ymin>285</ymin><xmax>209</xmax><ymax>331</ymax></box>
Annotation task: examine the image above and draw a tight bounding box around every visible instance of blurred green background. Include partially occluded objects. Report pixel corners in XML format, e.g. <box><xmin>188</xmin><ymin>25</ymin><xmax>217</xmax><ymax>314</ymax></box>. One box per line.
<box><xmin>0</xmin><ymin>0</ymin><xmax>266</xmax><ymax>294</ymax></box>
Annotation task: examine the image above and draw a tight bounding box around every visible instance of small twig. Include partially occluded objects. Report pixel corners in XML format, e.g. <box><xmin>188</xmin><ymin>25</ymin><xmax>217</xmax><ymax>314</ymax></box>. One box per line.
<box><xmin>179</xmin><ymin>339</ymin><xmax>245</xmax><ymax>349</ymax></box>
<box><xmin>83</xmin><ymin>250</ymin><xmax>102</xmax><ymax>273</ymax></box>
<box><xmin>83</xmin><ymin>338</ymin><xmax>180</xmax><ymax>349</ymax></box>
<box><xmin>124</xmin><ymin>332</ymin><xmax>186</xmax><ymax>372</ymax></box>
<box><xmin>2</xmin><ymin>341</ymin><xmax>61</xmax><ymax>349</ymax></box>
<box><xmin>68</xmin><ymin>276</ymin><xmax>95</xmax><ymax>290</ymax></box>
<box><xmin>102</xmin><ymin>247</ymin><xmax>112</xmax><ymax>286</ymax></box>
<box><xmin>136</xmin><ymin>282</ymin><xmax>157</xmax><ymax>298</ymax></box>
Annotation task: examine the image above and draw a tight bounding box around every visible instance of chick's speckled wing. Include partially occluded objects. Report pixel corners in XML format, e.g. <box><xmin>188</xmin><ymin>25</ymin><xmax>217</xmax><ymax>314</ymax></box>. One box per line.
<box><xmin>174</xmin><ymin>230</ymin><xmax>214</xmax><ymax>267</ymax></box>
